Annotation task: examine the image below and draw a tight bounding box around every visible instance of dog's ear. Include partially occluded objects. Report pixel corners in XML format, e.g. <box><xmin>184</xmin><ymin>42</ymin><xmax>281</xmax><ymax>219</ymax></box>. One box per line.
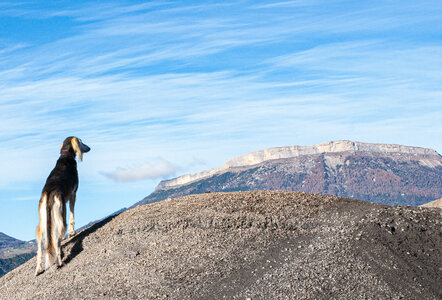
<box><xmin>71</xmin><ymin>137</ymin><xmax>83</xmax><ymax>161</ymax></box>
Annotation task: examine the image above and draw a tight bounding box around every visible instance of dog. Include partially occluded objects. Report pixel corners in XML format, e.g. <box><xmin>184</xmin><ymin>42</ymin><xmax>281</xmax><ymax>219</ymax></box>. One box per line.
<box><xmin>35</xmin><ymin>137</ymin><xmax>90</xmax><ymax>275</ymax></box>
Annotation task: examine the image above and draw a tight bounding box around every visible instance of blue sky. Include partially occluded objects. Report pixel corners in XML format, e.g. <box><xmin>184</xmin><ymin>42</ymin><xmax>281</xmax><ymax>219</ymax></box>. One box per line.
<box><xmin>1</xmin><ymin>0</ymin><xmax>441</xmax><ymax>240</ymax></box>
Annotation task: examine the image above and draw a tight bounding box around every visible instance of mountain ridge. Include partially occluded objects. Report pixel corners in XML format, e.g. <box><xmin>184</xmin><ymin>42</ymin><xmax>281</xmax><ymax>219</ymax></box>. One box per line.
<box><xmin>157</xmin><ymin>140</ymin><xmax>441</xmax><ymax>190</ymax></box>
<box><xmin>138</xmin><ymin>141</ymin><xmax>442</xmax><ymax>207</ymax></box>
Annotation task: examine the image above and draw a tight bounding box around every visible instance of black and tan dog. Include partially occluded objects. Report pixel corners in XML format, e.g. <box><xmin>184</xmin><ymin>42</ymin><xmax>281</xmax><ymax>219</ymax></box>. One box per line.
<box><xmin>35</xmin><ymin>137</ymin><xmax>90</xmax><ymax>275</ymax></box>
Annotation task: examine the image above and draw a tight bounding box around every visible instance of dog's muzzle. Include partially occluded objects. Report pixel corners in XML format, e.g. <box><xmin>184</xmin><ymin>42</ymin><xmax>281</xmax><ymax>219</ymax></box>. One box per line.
<box><xmin>81</xmin><ymin>144</ymin><xmax>91</xmax><ymax>153</ymax></box>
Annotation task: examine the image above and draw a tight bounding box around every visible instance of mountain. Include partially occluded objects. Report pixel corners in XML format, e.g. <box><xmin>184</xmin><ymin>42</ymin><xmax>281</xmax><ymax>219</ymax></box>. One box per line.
<box><xmin>0</xmin><ymin>233</ymin><xmax>36</xmax><ymax>278</ymax></box>
<box><xmin>0</xmin><ymin>232</ymin><xmax>26</xmax><ymax>252</ymax></box>
<box><xmin>0</xmin><ymin>232</ymin><xmax>36</xmax><ymax>259</ymax></box>
<box><xmin>0</xmin><ymin>191</ymin><xmax>440</xmax><ymax>299</ymax></box>
<box><xmin>136</xmin><ymin>140</ymin><xmax>442</xmax><ymax>207</ymax></box>
<box><xmin>0</xmin><ymin>253</ymin><xmax>35</xmax><ymax>278</ymax></box>
<box><xmin>420</xmin><ymin>198</ymin><xmax>442</xmax><ymax>209</ymax></box>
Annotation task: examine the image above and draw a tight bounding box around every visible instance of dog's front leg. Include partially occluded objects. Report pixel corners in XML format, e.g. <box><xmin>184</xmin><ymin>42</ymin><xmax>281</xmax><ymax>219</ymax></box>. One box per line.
<box><xmin>68</xmin><ymin>194</ymin><xmax>76</xmax><ymax>238</ymax></box>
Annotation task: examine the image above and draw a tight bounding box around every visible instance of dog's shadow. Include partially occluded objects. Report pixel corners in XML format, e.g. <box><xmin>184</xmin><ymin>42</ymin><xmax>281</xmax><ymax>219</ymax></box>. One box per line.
<box><xmin>62</xmin><ymin>213</ymin><xmax>120</xmax><ymax>265</ymax></box>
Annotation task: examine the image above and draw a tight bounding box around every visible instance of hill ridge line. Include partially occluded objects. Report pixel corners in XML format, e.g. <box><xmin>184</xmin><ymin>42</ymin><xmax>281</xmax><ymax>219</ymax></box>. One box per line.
<box><xmin>1</xmin><ymin>191</ymin><xmax>440</xmax><ymax>299</ymax></box>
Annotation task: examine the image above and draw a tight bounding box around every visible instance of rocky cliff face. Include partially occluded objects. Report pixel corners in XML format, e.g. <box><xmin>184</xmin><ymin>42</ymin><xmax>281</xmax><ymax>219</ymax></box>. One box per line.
<box><xmin>1</xmin><ymin>191</ymin><xmax>440</xmax><ymax>299</ymax></box>
<box><xmin>157</xmin><ymin>140</ymin><xmax>440</xmax><ymax>190</ymax></box>
<box><xmin>139</xmin><ymin>141</ymin><xmax>442</xmax><ymax>206</ymax></box>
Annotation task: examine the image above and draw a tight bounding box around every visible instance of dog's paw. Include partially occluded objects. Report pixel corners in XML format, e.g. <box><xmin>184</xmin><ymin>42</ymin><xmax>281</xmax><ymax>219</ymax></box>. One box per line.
<box><xmin>35</xmin><ymin>268</ymin><xmax>44</xmax><ymax>276</ymax></box>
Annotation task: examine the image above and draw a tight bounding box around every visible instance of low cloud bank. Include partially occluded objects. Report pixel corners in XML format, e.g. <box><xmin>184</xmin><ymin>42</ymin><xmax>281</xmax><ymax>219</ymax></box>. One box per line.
<box><xmin>102</xmin><ymin>158</ymin><xmax>180</xmax><ymax>183</ymax></box>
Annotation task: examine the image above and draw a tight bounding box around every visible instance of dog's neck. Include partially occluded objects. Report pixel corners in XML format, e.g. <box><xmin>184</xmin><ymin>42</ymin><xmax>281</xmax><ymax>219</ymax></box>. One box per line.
<box><xmin>60</xmin><ymin>149</ymin><xmax>75</xmax><ymax>158</ymax></box>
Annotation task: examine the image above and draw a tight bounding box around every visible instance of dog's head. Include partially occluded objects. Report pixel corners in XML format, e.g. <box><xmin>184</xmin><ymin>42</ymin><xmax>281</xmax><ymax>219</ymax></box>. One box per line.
<box><xmin>60</xmin><ymin>137</ymin><xmax>91</xmax><ymax>161</ymax></box>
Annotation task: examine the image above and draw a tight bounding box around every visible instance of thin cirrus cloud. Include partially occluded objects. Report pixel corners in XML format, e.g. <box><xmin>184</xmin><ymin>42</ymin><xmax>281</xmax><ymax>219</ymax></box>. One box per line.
<box><xmin>102</xmin><ymin>158</ymin><xmax>181</xmax><ymax>183</ymax></box>
<box><xmin>1</xmin><ymin>0</ymin><xmax>441</xmax><ymax>241</ymax></box>
<box><xmin>0</xmin><ymin>1</ymin><xmax>440</xmax><ymax>152</ymax></box>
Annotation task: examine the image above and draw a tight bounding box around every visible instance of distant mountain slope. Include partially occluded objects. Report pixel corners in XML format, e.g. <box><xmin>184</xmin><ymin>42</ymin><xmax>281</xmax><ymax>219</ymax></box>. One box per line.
<box><xmin>0</xmin><ymin>232</ymin><xmax>25</xmax><ymax>252</ymax></box>
<box><xmin>0</xmin><ymin>253</ymin><xmax>35</xmax><ymax>278</ymax></box>
<box><xmin>0</xmin><ymin>233</ymin><xmax>36</xmax><ymax>259</ymax></box>
<box><xmin>0</xmin><ymin>232</ymin><xmax>36</xmax><ymax>278</ymax></box>
<box><xmin>420</xmin><ymin>198</ymin><xmax>442</xmax><ymax>209</ymax></box>
<box><xmin>136</xmin><ymin>140</ymin><xmax>442</xmax><ymax>207</ymax></box>
<box><xmin>1</xmin><ymin>191</ymin><xmax>440</xmax><ymax>299</ymax></box>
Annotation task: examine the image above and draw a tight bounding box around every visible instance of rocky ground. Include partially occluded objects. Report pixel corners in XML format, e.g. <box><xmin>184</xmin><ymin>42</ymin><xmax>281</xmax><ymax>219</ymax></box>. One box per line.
<box><xmin>0</xmin><ymin>191</ymin><xmax>440</xmax><ymax>299</ymax></box>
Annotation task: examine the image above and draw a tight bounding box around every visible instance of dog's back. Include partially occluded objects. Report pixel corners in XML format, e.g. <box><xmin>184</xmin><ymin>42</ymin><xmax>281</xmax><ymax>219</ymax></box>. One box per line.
<box><xmin>43</xmin><ymin>155</ymin><xmax>79</xmax><ymax>199</ymax></box>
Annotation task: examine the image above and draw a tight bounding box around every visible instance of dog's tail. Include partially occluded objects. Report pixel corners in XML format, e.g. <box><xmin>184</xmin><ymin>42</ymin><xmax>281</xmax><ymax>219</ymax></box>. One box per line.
<box><xmin>42</xmin><ymin>191</ymin><xmax>66</xmax><ymax>269</ymax></box>
<box><xmin>43</xmin><ymin>192</ymin><xmax>55</xmax><ymax>268</ymax></box>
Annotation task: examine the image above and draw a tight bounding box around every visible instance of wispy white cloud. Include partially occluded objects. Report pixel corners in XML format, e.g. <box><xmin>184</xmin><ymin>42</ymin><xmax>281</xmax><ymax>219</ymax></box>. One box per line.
<box><xmin>1</xmin><ymin>0</ymin><xmax>441</xmax><ymax>240</ymax></box>
<box><xmin>252</xmin><ymin>0</ymin><xmax>320</xmax><ymax>9</ymax></box>
<box><xmin>102</xmin><ymin>158</ymin><xmax>180</xmax><ymax>183</ymax></box>
<box><xmin>53</xmin><ymin>2</ymin><xmax>171</xmax><ymax>22</ymax></box>
<box><xmin>11</xmin><ymin>196</ymin><xmax>37</xmax><ymax>202</ymax></box>
<box><xmin>267</xmin><ymin>41</ymin><xmax>442</xmax><ymax>77</ymax></box>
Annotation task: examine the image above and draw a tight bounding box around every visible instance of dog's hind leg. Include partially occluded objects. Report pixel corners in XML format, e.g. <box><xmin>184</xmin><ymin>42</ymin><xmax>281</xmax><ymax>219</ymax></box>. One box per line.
<box><xmin>35</xmin><ymin>193</ymin><xmax>47</xmax><ymax>275</ymax></box>
<box><xmin>68</xmin><ymin>193</ymin><xmax>76</xmax><ymax>238</ymax></box>
<box><xmin>35</xmin><ymin>226</ymin><xmax>43</xmax><ymax>275</ymax></box>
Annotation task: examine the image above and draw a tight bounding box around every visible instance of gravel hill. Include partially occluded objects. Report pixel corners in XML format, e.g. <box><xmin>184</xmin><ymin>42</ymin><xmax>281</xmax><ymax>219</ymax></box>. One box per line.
<box><xmin>0</xmin><ymin>191</ymin><xmax>440</xmax><ymax>299</ymax></box>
